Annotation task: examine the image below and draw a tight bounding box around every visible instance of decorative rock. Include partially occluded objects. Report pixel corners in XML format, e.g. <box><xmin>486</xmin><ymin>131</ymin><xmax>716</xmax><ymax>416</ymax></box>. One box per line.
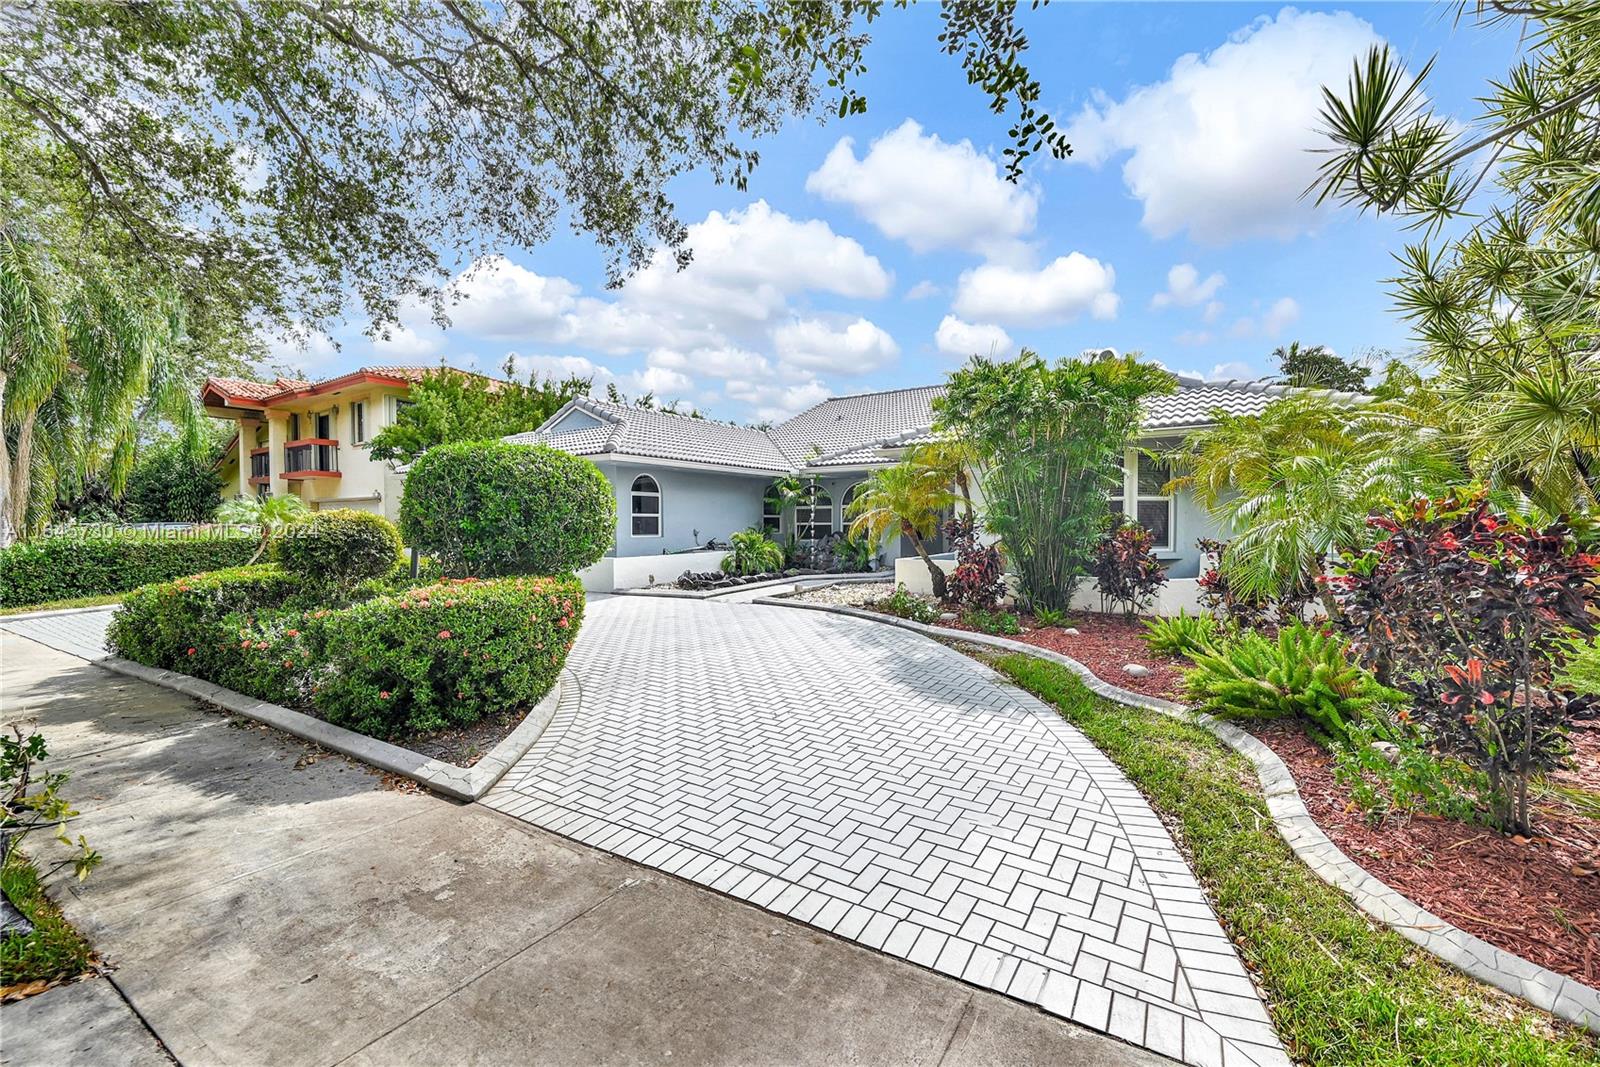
<box><xmin>1371</xmin><ymin>741</ymin><xmax>1400</xmax><ymax>764</ymax></box>
<box><xmin>1123</xmin><ymin>663</ymin><xmax>1150</xmax><ymax>678</ymax></box>
<box><xmin>1063</xmin><ymin>627</ymin><xmax>1080</xmax><ymax>636</ymax></box>
<box><xmin>939</xmin><ymin>612</ymin><xmax>958</xmax><ymax>621</ymax></box>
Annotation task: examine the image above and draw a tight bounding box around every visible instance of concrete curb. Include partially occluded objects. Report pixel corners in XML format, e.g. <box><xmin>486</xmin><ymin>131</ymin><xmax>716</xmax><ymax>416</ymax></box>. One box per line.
<box><xmin>0</xmin><ymin>603</ymin><xmax>123</xmax><ymax>622</ymax></box>
<box><xmin>751</xmin><ymin>596</ymin><xmax>1600</xmax><ymax>1036</ymax></box>
<box><xmin>611</xmin><ymin>572</ymin><xmax>886</xmax><ymax>601</ymax></box>
<box><xmin>97</xmin><ymin>657</ymin><xmax>568</xmax><ymax>803</ymax></box>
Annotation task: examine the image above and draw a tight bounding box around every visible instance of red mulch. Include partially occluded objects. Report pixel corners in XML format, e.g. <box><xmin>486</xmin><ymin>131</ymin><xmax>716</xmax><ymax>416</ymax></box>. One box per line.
<box><xmin>1253</xmin><ymin>719</ymin><xmax>1600</xmax><ymax>986</ymax></box>
<box><xmin>936</xmin><ymin>611</ymin><xmax>1189</xmax><ymax>701</ymax></box>
<box><xmin>924</xmin><ymin>607</ymin><xmax>1600</xmax><ymax>984</ymax></box>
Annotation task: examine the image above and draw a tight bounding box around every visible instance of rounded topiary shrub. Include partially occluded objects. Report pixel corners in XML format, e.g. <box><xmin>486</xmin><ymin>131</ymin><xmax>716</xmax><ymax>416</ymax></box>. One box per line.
<box><xmin>275</xmin><ymin>508</ymin><xmax>404</xmax><ymax>584</ymax></box>
<box><xmin>307</xmin><ymin>575</ymin><xmax>584</xmax><ymax>738</ymax></box>
<box><xmin>400</xmin><ymin>441</ymin><xmax>615</xmax><ymax>577</ymax></box>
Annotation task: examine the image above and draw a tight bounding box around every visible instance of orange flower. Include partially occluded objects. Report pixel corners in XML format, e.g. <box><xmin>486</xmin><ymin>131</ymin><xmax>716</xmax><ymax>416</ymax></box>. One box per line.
<box><xmin>186</xmin><ymin>647</ymin><xmax>196</xmax><ymax>656</ymax></box>
<box><xmin>438</xmin><ymin>629</ymin><xmax>452</xmax><ymax>640</ymax></box>
<box><xmin>379</xmin><ymin>690</ymin><xmax>391</xmax><ymax>699</ymax></box>
<box><xmin>287</xmin><ymin>629</ymin><xmax>300</xmax><ymax>637</ymax></box>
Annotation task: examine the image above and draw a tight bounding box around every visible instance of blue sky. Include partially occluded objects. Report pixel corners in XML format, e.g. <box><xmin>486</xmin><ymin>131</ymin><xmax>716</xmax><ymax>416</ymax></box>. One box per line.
<box><xmin>278</xmin><ymin>3</ymin><xmax>1519</xmax><ymax>423</ymax></box>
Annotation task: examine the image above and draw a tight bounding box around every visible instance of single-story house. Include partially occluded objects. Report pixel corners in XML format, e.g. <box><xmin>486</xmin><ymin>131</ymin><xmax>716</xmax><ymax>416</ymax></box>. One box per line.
<box><xmin>514</xmin><ymin>373</ymin><xmax>1354</xmax><ymax>601</ymax></box>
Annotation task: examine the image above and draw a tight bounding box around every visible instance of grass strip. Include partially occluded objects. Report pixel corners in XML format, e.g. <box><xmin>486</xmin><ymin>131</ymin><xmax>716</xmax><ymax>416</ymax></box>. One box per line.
<box><xmin>0</xmin><ymin>593</ymin><xmax>125</xmax><ymax>618</ymax></box>
<box><xmin>991</xmin><ymin>652</ymin><xmax>1598</xmax><ymax>1067</ymax></box>
<box><xmin>1</xmin><ymin>854</ymin><xmax>94</xmax><ymax>989</ymax></box>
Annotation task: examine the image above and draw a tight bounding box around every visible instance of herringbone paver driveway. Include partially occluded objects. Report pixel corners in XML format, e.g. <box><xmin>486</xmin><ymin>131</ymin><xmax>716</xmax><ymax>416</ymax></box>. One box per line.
<box><xmin>486</xmin><ymin>596</ymin><xmax>1286</xmax><ymax>1067</ymax></box>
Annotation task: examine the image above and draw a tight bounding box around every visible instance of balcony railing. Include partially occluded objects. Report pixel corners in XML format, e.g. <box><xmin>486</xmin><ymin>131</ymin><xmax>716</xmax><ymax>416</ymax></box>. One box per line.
<box><xmin>248</xmin><ymin>447</ymin><xmax>270</xmax><ymax>483</ymax></box>
<box><xmin>282</xmin><ymin>438</ymin><xmax>340</xmax><ymax>479</ymax></box>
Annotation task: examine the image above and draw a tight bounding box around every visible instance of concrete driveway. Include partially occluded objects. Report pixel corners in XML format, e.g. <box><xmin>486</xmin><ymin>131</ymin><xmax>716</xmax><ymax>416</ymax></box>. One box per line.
<box><xmin>0</xmin><ymin>624</ymin><xmax>1170</xmax><ymax>1067</ymax></box>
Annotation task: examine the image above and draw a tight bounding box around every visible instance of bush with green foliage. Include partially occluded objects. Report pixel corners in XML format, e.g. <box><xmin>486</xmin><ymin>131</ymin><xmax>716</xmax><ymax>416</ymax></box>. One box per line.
<box><xmin>1332</xmin><ymin>720</ymin><xmax>1487</xmax><ymax>827</ymax></box>
<box><xmin>1032</xmin><ymin>606</ymin><xmax>1067</xmax><ymax>627</ymax></box>
<box><xmin>934</xmin><ymin>351</ymin><xmax>1175</xmax><ymax>611</ymax></box>
<box><xmin>307</xmin><ymin>575</ymin><xmax>582</xmax><ymax>739</ymax></box>
<box><xmin>121</xmin><ymin>440</ymin><xmax>225</xmax><ymax>523</ymax></box>
<box><xmin>1142</xmin><ymin>610</ymin><xmax>1222</xmax><ymax>660</ymax></box>
<box><xmin>869</xmin><ymin>584</ymin><xmax>940</xmax><ymax>624</ymax></box>
<box><xmin>0</xmin><ymin>531</ymin><xmax>257</xmax><ymax>607</ymax></box>
<box><xmin>720</xmin><ymin>529</ymin><xmax>785</xmax><ymax>576</ymax></box>
<box><xmin>275</xmin><ymin>509</ymin><xmax>404</xmax><ymax>585</ymax></box>
<box><xmin>1182</xmin><ymin>623</ymin><xmax>1406</xmax><ymax>743</ymax></box>
<box><xmin>107</xmin><ymin>565</ymin><xmax>309</xmax><ymax>704</ymax></box>
<box><xmin>400</xmin><ymin>441</ymin><xmax>614</xmax><ymax>577</ymax></box>
<box><xmin>962</xmin><ymin>608</ymin><xmax>1021</xmax><ymax>635</ymax></box>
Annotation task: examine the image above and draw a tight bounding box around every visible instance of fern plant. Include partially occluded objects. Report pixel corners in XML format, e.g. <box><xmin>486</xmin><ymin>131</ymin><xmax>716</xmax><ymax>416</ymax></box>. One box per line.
<box><xmin>1142</xmin><ymin>610</ymin><xmax>1222</xmax><ymax>660</ymax></box>
<box><xmin>720</xmin><ymin>529</ymin><xmax>785</xmax><ymax>576</ymax></box>
<box><xmin>1183</xmin><ymin>623</ymin><xmax>1406</xmax><ymax>743</ymax></box>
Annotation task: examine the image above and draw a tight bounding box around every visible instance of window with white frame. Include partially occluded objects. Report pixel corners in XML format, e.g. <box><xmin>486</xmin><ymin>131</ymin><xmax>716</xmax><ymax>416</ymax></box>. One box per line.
<box><xmin>351</xmin><ymin>401</ymin><xmax>367</xmax><ymax>443</ymax></box>
<box><xmin>1107</xmin><ymin>453</ymin><xmax>1126</xmax><ymax>520</ymax></box>
<box><xmin>630</xmin><ymin>475</ymin><xmax>661</xmax><ymax>537</ymax></box>
<box><xmin>841</xmin><ymin>482</ymin><xmax>866</xmax><ymax>533</ymax></box>
<box><xmin>761</xmin><ymin>483</ymin><xmax>782</xmax><ymax>535</ymax></box>
<box><xmin>1135</xmin><ymin>452</ymin><xmax>1174</xmax><ymax>551</ymax></box>
<box><xmin>794</xmin><ymin>484</ymin><xmax>833</xmax><ymax>541</ymax></box>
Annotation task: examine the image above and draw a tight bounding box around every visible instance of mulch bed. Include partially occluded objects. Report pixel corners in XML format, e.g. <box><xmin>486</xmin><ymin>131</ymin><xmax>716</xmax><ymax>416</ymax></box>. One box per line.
<box><xmin>402</xmin><ymin>709</ymin><xmax>529</xmax><ymax>767</ymax></box>
<box><xmin>935</xmin><ymin>611</ymin><xmax>1189</xmax><ymax>701</ymax></box>
<box><xmin>918</xmin><ymin>605</ymin><xmax>1600</xmax><ymax>985</ymax></box>
<box><xmin>1252</xmin><ymin>720</ymin><xmax>1600</xmax><ymax>986</ymax></box>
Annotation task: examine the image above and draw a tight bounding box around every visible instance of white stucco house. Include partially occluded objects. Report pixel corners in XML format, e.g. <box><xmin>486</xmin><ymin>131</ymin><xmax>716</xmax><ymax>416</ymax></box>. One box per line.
<box><xmin>514</xmin><ymin>374</ymin><xmax>1353</xmax><ymax>599</ymax></box>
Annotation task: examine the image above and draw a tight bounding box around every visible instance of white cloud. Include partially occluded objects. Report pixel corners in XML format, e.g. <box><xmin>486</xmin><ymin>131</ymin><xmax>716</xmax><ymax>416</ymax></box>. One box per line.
<box><xmin>1229</xmin><ymin>296</ymin><xmax>1301</xmax><ymax>339</ymax></box>
<box><xmin>1174</xmin><ymin>330</ymin><xmax>1213</xmax><ymax>348</ymax></box>
<box><xmin>371</xmin><ymin>322</ymin><xmax>442</xmax><ymax>359</ymax></box>
<box><xmin>504</xmin><ymin>352</ymin><xmax>617</xmax><ymax>386</ymax></box>
<box><xmin>905</xmin><ymin>280</ymin><xmax>941</xmax><ymax>300</ymax></box>
<box><xmin>772</xmin><ymin>317</ymin><xmax>899</xmax><ymax>376</ymax></box>
<box><xmin>267</xmin><ymin>326</ymin><xmax>340</xmax><ymax>372</ymax></box>
<box><xmin>723</xmin><ymin>376</ymin><xmax>833</xmax><ymax>424</ymax></box>
<box><xmin>1203</xmin><ymin>300</ymin><xmax>1225</xmax><ymax>324</ymax></box>
<box><xmin>806</xmin><ymin>120</ymin><xmax>1038</xmax><ymax>258</ymax></box>
<box><xmin>953</xmin><ymin>254</ymin><xmax>1120</xmax><ymax>325</ymax></box>
<box><xmin>448</xmin><ymin>256</ymin><xmax>578</xmax><ymax>338</ymax></box>
<box><xmin>1159</xmin><ymin>358</ymin><xmax>1258</xmax><ymax>382</ymax></box>
<box><xmin>1065</xmin><ymin>9</ymin><xmax>1386</xmax><ymax>244</ymax></box>
<box><xmin>630</xmin><ymin>365</ymin><xmax>694</xmax><ymax>396</ymax></box>
<box><xmin>934</xmin><ymin>316</ymin><xmax>1012</xmax><ymax>359</ymax></box>
<box><xmin>1151</xmin><ymin>263</ymin><xmax>1225</xmax><ymax>310</ymax></box>
<box><xmin>647</xmin><ymin>345</ymin><xmax>774</xmax><ymax>382</ymax></box>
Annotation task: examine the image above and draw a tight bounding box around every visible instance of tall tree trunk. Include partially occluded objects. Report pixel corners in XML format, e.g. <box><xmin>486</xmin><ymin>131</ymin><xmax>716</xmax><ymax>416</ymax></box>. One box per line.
<box><xmin>0</xmin><ymin>368</ymin><xmax>11</xmax><ymax>546</ymax></box>
<box><xmin>6</xmin><ymin>408</ymin><xmax>36</xmax><ymax>541</ymax></box>
<box><xmin>906</xmin><ymin>522</ymin><xmax>947</xmax><ymax>601</ymax></box>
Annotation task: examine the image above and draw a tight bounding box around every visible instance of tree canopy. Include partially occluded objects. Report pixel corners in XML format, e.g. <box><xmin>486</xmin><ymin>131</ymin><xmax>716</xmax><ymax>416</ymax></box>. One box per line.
<box><xmin>1272</xmin><ymin>342</ymin><xmax>1369</xmax><ymax>392</ymax></box>
<box><xmin>2</xmin><ymin>1</ymin><xmax>1071</xmax><ymax>342</ymax></box>
<box><xmin>366</xmin><ymin>364</ymin><xmax>590</xmax><ymax>466</ymax></box>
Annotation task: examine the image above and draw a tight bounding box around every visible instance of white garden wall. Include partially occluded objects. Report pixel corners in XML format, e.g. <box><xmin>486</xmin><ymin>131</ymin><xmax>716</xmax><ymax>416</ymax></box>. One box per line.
<box><xmin>892</xmin><ymin>555</ymin><xmax>1205</xmax><ymax>616</ymax></box>
<box><xmin>580</xmin><ymin>550</ymin><xmax>730</xmax><ymax>592</ymax></box>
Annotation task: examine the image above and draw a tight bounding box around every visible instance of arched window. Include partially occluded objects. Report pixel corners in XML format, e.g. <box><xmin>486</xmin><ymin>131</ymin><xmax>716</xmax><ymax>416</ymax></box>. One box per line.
<box><xmin>795</xmin><ymin>484</ymin><xmax>833</xmax><ymax>541</ymax></box>
<box><xmin>841</xmin><ymin>482</ymin><xmax>867</xmax><ymax>531</ymax></box>
<box><xmin>761</xmin><ymin>483</ymin><xmax>783</xmax><ymax>535</ymax></box>
<box><xmin>630</xmin><ymin>475</ymin><xmax>661</xmax><ymax>537</ymax></box>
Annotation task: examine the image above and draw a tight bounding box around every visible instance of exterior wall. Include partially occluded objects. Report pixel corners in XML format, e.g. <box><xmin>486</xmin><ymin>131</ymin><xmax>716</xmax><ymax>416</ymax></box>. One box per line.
<box><xmin>578</xmin><ymin>549</ymin><xmax>730</xmax><ymax>592</ymax></box>
<box><xmin>597</xmin><ymin>461</ymin><xmax>771</xmax><ymax>557</ymax></box>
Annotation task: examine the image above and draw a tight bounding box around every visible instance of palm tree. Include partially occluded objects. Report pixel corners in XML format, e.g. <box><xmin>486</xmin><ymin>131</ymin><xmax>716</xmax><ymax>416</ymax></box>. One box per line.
<box><xmin>1171</xmin><ymin>393</ymin><xmax>1460</xmax><ymax>605</ymax></box>
<box><xmin>1</xmin><ymin>228</ymin><xmax>197</xmax><ymax>542</ymax></box>
<box><xmin>215</xmin><ymin>493</ymin><xmax>311</xmax><ymax>564</ymax></box>
<box><xmin>906</xmin><ymin>437</ymin><xmax>979</xmax><ymax>524</ymax></box>
<box><xmin>846</xmin><ymin>462</ymin><xmax>954</xmax><ymax>601</ymax></box>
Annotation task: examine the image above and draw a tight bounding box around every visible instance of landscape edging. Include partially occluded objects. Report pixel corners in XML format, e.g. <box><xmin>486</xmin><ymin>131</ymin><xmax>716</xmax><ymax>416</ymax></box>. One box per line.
<box><xmin>0</xmin><ymin>603</ymin><xmax>124</xmax><ymax>622</ymax></box>
<box><xmin>97</xmin><ymin>656</ymin><xmax>568</xmax><ymax>802</ymax></box>
<box><xmin>610</xmin><ymin>572</ymin><xmax>886</xmax><ymax>600</ymax></box>
<box><xmin>751</xmin><ymin>594</ymin><xmax>1600</xmax><ymax>1036</ymax></box>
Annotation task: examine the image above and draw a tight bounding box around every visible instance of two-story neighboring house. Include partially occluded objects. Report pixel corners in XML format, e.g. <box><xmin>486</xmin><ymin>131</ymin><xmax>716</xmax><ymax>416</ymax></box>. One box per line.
<box><xmin>203</xmin><ymin>365</ymin><xmax>470</xmax><ymax>521</ymax></box>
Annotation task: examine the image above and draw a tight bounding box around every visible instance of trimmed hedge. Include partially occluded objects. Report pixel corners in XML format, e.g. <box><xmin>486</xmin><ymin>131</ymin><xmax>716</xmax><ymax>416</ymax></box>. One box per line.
<box><xmin>106</xmin><ymin>567</ymin><xmax>582</xmax><ymax>743</ymax></box>
<box><xmin>275</xmin><ymin>509</ymin><xmax>404</xmax><ymax>585</ymax></box>
<box><xmin>0</xmin><ymin>532</ymin><xmax>257</xmax><ymax>607</ymax></box>
<box><xmin>400</xmin><ymin>441</ymin><xmax>614</xmax><ymax>577</ymax></box>
<box><xmin>307</xmin><ymin>575</ymin><xmax>583</xmax><ymax>738</ymax></box>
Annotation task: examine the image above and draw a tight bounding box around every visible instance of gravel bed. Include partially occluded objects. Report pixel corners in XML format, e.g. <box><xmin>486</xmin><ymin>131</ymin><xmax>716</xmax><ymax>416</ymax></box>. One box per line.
<box><xmin>785</xmin><ymin>581</ymin><xmax>896</xmax><ymax>607</ymax></box>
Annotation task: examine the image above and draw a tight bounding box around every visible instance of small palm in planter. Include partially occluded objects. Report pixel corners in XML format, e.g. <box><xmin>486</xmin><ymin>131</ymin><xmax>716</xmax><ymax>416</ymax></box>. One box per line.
<box><xmin>847</xmin><ymin>463</ymin><xmax>954</xmax><ymax>601</ymax></box>
<box><xmin>215</xmin><ymin>493</ymin><xmax>311</xmax><ymax>564</ymax></box>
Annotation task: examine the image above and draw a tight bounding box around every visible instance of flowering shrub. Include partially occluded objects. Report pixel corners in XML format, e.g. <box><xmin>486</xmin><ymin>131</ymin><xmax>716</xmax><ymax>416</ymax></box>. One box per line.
<box><xmin>1327</xmin><ymin>492</ymin><xmax>1600</xmax><ymax>831</ymax></box>
<box><xmin>943</xmin><ymin>518</ymin><xmax>1005</xmax><ymax>610</ymax></box>
<box><xmin>306</xmin><ymin>575</ymin><xmax>584</xmax><ymax>739</ymax></box>
<box><xmin>1089</xmin><ymin>522</ymin><xmax>1167</xmax><ymax>615</ymax></box>
<box><xmin>107</xmin><ymin>567</ymin><xmax>583</xmax><ymax>743</ymax></box>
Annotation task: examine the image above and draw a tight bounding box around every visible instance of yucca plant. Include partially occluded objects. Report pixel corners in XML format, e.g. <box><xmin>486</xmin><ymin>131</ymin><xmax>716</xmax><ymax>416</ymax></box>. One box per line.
<box><xmin>1142</xmin><ymin>609</ymin><xmax>1222</xmax><ymax>660</ymax></box>
<box><xmin>1183</xmin><ymin>622</ymin><xmax>1406</xmax><ymax>744</ymax></box>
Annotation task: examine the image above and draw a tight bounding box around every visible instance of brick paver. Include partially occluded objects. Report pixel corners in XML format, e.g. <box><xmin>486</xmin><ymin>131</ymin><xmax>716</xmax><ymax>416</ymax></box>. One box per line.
<box><xmin>1</xmin><ymin>609</ymin><xmax>114</xmax><ymax>663</ymax></box>
<box><xmin>486</xmin><ymin>596</ymin><xmax>1286</xmax><ymax>1067</ymax></box>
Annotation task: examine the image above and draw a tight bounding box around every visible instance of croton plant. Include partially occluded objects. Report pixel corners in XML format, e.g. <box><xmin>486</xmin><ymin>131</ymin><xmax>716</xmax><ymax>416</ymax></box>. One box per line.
<box><xmin>1326</xmin><ymin>491</ymin><xmax>1600</xmax><ymax>833</ymax></box>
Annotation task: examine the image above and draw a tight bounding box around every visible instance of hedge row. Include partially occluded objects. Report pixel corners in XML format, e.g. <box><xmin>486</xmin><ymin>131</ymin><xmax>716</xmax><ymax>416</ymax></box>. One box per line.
<box><xmin>0</xmin><ymin>533</ymin><xmax>258</xmax><ymax>607</ymax></box>
<box><xmin>107</xmin><ymin>566</ymin><xmax>583</xmax><ymax>740</ymax></box>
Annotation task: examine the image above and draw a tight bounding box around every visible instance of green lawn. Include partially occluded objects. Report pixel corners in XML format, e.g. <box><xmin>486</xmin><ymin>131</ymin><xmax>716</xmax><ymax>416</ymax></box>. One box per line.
<box><xmin>1</xmin><ymin>854</ymin><xmax>95</xmax><ymax>989</ymax></box>
<box><xmin>988</xmin><ymin>651</ymin><xmax>1598</xmax><ymax>1067</ymax></box>
<box><xmin>0</xmin><ymin>593</ymin><xmax>125</xmax><ymax>618</ymax></box>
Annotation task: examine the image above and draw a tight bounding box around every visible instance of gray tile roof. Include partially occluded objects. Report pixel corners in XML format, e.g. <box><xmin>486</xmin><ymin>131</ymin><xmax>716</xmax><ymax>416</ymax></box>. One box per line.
<box><xmin>510</xmin><ymin>398</ymin><xmax>791</xmax><ymax>473</ymax></box>
<box><xmin>519</xmin><ymin>376</ymin><xmax>1362</xmax><ymax>474</ymax></box>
